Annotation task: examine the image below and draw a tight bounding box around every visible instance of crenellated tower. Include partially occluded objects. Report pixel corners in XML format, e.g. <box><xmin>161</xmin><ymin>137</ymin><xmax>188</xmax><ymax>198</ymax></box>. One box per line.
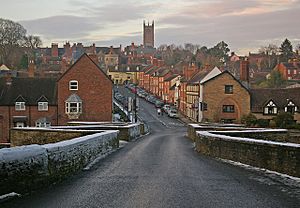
<box><xmin>143</xmin><ymin>20</ymin><xmax>154</xmax><ymax>48</ymax></box>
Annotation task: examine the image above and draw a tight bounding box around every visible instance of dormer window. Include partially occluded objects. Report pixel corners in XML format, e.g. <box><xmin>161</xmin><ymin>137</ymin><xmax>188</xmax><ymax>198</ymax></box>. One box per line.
<box><xmin>285</xmin><ymin>100</ymin><xmax>297</xmax><ymax>114</ymax></box>
<box><xmin>264</xmin><ymin>100</ymin><xmax>277</xmax><ymax>115</ymax></box>
<box><xmin>69</xmin><ymin>80</ymin><xmax>78</xmax><ymax>90</ymax></box>
<box><xmin>38</xmin><ymin>102</ymin><xmax>48</xmax><ymax>111</ymax></box>
<box><xmin>15</xmin><ymin>102</ymin><xmax>25</xmax><ymax>111</ymax></box>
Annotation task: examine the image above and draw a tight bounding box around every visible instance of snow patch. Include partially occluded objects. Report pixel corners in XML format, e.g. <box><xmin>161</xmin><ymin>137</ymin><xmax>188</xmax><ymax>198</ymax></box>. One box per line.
<box><xmin>197</xmin><ymin>131</ymin><xmax>300</xmax><ymax>148</ymax></box>
<box><xmin>0</xmin><ymin>192</ymin><xmax>21</xmax><ymax>202</ymax></box>
<box><xmin>219</xmin><ymin>158</ymin><xmax>300</xmax><ymax>183</ymax></box>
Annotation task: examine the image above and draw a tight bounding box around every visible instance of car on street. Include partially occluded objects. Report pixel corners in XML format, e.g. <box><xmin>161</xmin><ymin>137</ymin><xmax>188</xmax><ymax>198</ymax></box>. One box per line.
<box><xmin>168</xmin><ymin>108</ymin><xmax>179</xmax><ymax>118</ymax></box>
<box><xmin>163</xmin><ymin>104</ymin><xmax>170</xmax><ymax>113</ymax></box>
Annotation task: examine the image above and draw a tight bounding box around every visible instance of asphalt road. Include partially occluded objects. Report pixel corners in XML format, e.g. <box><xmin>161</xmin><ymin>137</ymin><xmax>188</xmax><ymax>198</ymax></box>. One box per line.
<box><xmin>2</xmin><ymin>88</ymin><xmax>300</xmax><ymax>208</ymax></box>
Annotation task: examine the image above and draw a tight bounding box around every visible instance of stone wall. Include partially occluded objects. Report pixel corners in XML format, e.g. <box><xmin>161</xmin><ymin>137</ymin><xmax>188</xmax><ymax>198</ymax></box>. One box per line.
<box><xmin>54</xmin><ymin>123</ymin><xmax>142</xmax><ymax>141</ymax></box>
<box><xmin>195</xmin><ymin>131</ymin><xmax>300</xmax><ymax>177</ymax></box>
<box><xmin>187</xmin><ymin>123</ymin><xmax>247</xmax><ymax>142</ymax></box>
<box><xmin>209</xmin><ymin>129</ymin><xmax>295</xmax><ymax>143</ymax></box>
<box><xmin>0</xmin><ymin>130</ymin><xmax>119</xmax><ymax>195</ymax></box>
<box><xmin>10</xmin><ymin>128</ymin><xmax>103</xmax><ymax>146</ymax></box>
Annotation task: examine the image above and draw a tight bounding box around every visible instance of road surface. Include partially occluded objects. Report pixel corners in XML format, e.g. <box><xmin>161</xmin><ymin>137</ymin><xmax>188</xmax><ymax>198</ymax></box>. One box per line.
<box><xmin>2</xmin><ymin>87</ymin><xmax>300</xmax><ymax>208</ymax></box>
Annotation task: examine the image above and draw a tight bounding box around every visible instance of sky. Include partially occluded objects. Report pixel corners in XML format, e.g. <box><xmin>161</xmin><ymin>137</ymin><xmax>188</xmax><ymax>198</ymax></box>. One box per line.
<box><xmin>1</xmin><ymin>0</ymin><xmax>300</xmax><ymax>55</ymax></box>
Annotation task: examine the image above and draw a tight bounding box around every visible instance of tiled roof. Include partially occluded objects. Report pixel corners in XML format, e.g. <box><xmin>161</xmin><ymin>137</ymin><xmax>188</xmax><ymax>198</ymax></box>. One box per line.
<box><xmin>108</xmin><ymin>64</ymin><xmax>142</xmax><ymax>72</ymax></box>
<box><xmin>165</xmin><ymin>74</ymin><xmax>179</xmax><ymax>82</ymax></box>
<box><xmin>250</xmin><ymin>88</ymin><xmax>300</xmax><ymax>113</ymax></box>
<box><xmin>187</xmin><ymin>70</ymin><xmax>210</xmax><ymax>84</ymax></box>
<box><xmin>282</xmin><ymin>63</ymin><xmax>298</xmax><ymax>70</ymax></box>
<box><xmin>0</xmin><ymin>77</ymin><xmax>57</xmax><ymax>106</ymax></box>
<box><xmin>145</xmin><ymin>66</ymin><xmax>159</xmax><ymax>75</ymax></box>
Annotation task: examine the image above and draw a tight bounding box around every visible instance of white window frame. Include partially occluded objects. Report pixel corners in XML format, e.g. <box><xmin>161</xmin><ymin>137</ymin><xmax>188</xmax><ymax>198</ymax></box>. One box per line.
<box><xmin>16</xmin><ymin>122</ymin><xmax>25</xmax><ymax>127</ymax></box>
<box><xmin>69</xmin><ymin>80</ymin><xmax>78</xmax><ymax>90</ymax></box>
<box><xmin>15</xmin><ymin>102</ymin><xmax>25</xmax><ymax>111</ymax></box>
<box><xmin>65</xmin><ymin>102</ymin><xmax>82</xmax><ymax>114</ymax></box>
<box><xmin>36</xmin><ymin>122</ymin><xmax>51</xmax><ymax>128</ymax></box>
<box><xmin>38</xmin><ymin>102</ymin><xmax>48</xmax><ymax>111</ymax></box>
<box><xmin>264</xmin><ymin>100</ymin><xmax>278</xmax><ymax>115</ymax></box>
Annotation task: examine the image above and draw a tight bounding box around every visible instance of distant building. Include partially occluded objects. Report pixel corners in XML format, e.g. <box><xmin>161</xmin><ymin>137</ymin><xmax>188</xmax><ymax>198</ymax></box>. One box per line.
<box><xmin>143</xmin><ymin>20</ymin><xmax>154</xmax><ymax>48</ymax></box>
<box><xmin>274</xmin><ymin>61</ymin><xmax>300</xmax><ymax>80</ymax></box>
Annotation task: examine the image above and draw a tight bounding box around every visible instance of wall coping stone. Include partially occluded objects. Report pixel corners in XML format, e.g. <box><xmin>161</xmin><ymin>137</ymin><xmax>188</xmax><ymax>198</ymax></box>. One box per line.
<box><xmin>197</xmin><ymin>131</ymin><xmax>300</xmax><ymax>148</ymax></box>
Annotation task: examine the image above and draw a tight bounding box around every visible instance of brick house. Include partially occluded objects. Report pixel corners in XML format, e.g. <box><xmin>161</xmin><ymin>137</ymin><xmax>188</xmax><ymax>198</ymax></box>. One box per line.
<box><xmin>274</xmin><ymin>62</ymin><xmax>300</xmax><ymax>80</ymax></box>
<box><xmin>0</xmin><ymin>54</ymin><xmax>113</xmax><ymax>143</ymax></box>
<box><xmin>186</xmin><ymin>70</ymin><xmax>210</xmax><ymax>121</ymax></box>
<box><xmin>163</xmin><ymin>74</ymin><xmax>180</xmax><ymax>103</ymax></box>
<box><xmin>250</xmin><ymin>88</ymin><xmax>300</xmax><ymax>123</ymax></box>
<box><xmin>0</xmin><ymin>78</ymin><xmax>57</xmax><ymax>143</ymax></box>
<box><xmin>144</xmin><ymin>66</ymin><xmax>158</xmax><ymax>91</ymax></box>
<box><xmin>201</xmin><ymin>70</ymin><xmax>251</xmax><ymax>123</ymax></box>
<box><xmin>107</xmin><ymin>64</ymin><xmax>141</xmax><ymax>85</ymax></box>
<box><xmin>138</xmin><ymin>65</ymin><xmax>153</xmax><ymax>89</ymax></box>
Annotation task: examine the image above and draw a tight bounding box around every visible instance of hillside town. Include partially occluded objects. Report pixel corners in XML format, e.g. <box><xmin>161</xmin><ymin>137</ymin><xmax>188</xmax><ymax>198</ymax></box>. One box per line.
<box><xmin>0</xmin><ymin>6</ymin><xmax>300</xmax><ymax>207</ymax></box>
<box><xmin>1</xmin><ymin>20</ymin><xmax>300</xmax><ymax>144</ymax></box>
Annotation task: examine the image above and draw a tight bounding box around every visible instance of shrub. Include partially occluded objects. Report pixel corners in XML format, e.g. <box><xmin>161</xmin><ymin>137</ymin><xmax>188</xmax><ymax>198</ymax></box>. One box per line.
<box><xmin>241</xmin><ymin>113</ymin><xmax>257</xmax><ymax>127</ymax></box>
<box><xmin>273</xmin><ymin>112</ymin><xmax>295</xmax><ymax>128</ymax></box>
<box><xmin>257</xmin><ymin>119</ymin><xmax>270</xmax><ymax>128</ymax></box>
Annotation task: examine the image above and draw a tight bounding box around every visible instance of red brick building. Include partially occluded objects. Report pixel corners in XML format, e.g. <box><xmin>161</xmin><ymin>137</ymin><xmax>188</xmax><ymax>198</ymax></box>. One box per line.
<box><xmin>0</xmin><ymin>54</ymin><xmax>112</xmax><ymax>143</ymax></box>
<box><xmin>57</xmin><ymin>54</ymin><xmax>113</xmax><ymax>125</ymax></box>
<box><xmin>274</xmin><ymin>62</ymin><xmax>300</xmax><ymax>80</ymax></box>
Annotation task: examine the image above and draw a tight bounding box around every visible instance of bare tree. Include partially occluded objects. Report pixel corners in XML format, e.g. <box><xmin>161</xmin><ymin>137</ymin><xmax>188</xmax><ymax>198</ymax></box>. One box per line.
<box><xmin>0</xmin><ymin>18</ymin><xmax>27</xmax><ymax>66</ymax></box>
<box><xmin>24</xmin><ymin>35</ymin><xmax>42</xmax><ymax>49</ymax></box>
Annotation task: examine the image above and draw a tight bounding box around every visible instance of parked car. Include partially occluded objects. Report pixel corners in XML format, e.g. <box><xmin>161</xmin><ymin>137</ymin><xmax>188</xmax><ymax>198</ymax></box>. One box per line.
<box><xmin>168</xmin><ymin>109</ymin><xmax>179</xmax><ymax>118</ymax></box>
<box><xmin>155</xmin><ymin>100</ymin><xmax>164</xmax><ymax>108</ymax></box>
<box><xmin>163</xmin><ymin>104</ymin><xmax>170</xmax><ymax>113</ymax></box>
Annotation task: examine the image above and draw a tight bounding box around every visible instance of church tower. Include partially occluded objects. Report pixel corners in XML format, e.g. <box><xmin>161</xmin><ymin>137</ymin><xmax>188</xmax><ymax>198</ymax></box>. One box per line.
<box><xmin>143</xmin><ymin>20</ymin><xmax>154</xmax><ymax>48</ymax></box>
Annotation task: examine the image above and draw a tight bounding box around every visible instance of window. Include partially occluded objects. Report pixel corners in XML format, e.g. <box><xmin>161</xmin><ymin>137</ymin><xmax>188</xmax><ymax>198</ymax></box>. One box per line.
<box><xmin>38</xmin><ymin>102</ymin><xmax>48</xmax><ymax>111</ymax></box>
<box><xmin>264</xmin><ymin>100</ymin><xmax>277</xmax><ymax>115</ymax></box>
<box><xmin>285</xmin><ymin>100</ymin><xmax>297</xmax><ymax>114</ymax></box>
<box><xmin>223</xmin><ymin>105</ymin><xmax>235</xmax><ymax>113</ymax></box>
<box><xmin>288</xmin><ymin>70</ymin><xmax>291</xmax><ymax>75</ymax></box>
<box><xmin>35</xmin><ymin>117</ymin><xmax>51</xmax><ymax>128</ymax></box>
<box><xmin>65</xmin><ymin>102</ymin><xmax>82</xmax><ymax>114</ymax></box>
<box><xmin>15</xmin><ymin>102</ymin><xmax>25</xmax><ymax>111</ymax></box>
<box><xmin>16</xmin><ymin>122</ymin><xmax>25</xmax><ymax>127</ymax></box>
<box><xmin>36</xmin><ymin>122</ymin><xmax>51</xmax><ymax>128</ymax></box>
<box><xmin>225</xmin><ymin>85</ymin><xmax>233</xmax><ymax>94</ymax></box>
<box><xmin>69</xmin><ymin>80</ymin><xmax>78</xmax><ymax>90</ymax></box>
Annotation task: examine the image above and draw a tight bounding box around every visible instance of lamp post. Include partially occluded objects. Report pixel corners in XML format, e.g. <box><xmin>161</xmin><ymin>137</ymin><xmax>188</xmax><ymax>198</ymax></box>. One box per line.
<box><xmin>134</xmin><ymin>66</ymin><xmax>139</xmax><ymax>123</ymax></box>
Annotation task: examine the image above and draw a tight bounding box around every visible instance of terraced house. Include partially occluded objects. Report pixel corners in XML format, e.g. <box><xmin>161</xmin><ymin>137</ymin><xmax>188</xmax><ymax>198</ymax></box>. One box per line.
<box><xmin>0</xmin><ymin>54</ymin><xmax>113</xmax><ymax>144</ymax></box>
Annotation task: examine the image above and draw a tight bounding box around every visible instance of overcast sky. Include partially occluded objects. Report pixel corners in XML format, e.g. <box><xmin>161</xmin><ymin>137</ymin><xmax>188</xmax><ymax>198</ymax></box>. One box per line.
<box><xmin>1</xmin><ymin>0</ymin><xmax>300</xmax><ymax>55</ymax></box>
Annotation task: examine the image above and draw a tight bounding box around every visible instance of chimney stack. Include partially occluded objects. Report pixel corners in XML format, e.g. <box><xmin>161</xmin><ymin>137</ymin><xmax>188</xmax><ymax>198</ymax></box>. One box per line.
<box><xmin>28</xmin><ymin>59</ymin><xmax>35</xmax><ymax>78</ymax></box>
<box><xmin>5</xmin><ymin>73</ymin><xmax>12</xmax><ymax>86</ymax></box>
<box><xmin>51</xmin><ymin>43</ymin><xmax>58</xmax><ymax>57</ymax></box>
<box><xmin>240</xmin><ymin>58</ymin><xmax>250</xmax><ymax>86</ymax></box>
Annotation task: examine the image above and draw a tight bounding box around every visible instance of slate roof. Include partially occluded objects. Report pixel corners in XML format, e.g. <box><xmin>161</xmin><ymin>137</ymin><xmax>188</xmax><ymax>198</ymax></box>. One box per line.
<box><xmin>250</xmin><ymin>88</ymin><xmax>300</xmax><ymax>113</ymax></box>
<box><xmin>0</xmin><ymin>77</ymin><xmax>57</xmax><ymax>106</ymax></box>
<box><xmin>165</xmin><ymin>74</ymin><xmax>179</xmax><ymax>82</ymax></box>
<box><xmin>282</xmin><ymin>63</ymin><xmax>298</xmax><ymax>70</ymax></box>
<box><xmin>108</xmin><ymin>64</ymin><xmax>142</xmax><ymax>72</ymax></box>
<box><xmin>187</xmin><ymin>70</ymin><xmax>210</xmax><ymax>84</ymax></box>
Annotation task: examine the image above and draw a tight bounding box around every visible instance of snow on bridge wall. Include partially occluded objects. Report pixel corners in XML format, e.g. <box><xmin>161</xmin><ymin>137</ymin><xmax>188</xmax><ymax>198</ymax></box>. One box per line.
<box><xmin>0</xmin><ymin>130</ymin><xmax>119</xmax><ymax>196</ymax></box>
<box><xmin>195</xmin><ymin>130</ymin><xmax>300</xmax><ymax>177</ymax></box>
